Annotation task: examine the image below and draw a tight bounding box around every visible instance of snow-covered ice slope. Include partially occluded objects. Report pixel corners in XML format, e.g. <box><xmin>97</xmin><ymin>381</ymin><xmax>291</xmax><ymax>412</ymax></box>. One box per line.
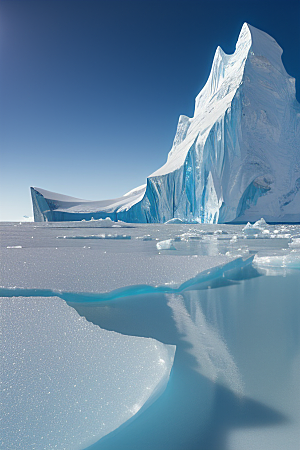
<box><xmin>1</xmin><ymin>296</ymin><xmax>175</xmax><ymax>450</ymax></box>
<box><xmin>30</xmin><ymin>186</ymin><xmax>146</xmax><ymax>223</ymax></box>
<box><xmin>31</xmin><ymin>23</ymin><xmax>300</xmax><ymax>223</ymax></box>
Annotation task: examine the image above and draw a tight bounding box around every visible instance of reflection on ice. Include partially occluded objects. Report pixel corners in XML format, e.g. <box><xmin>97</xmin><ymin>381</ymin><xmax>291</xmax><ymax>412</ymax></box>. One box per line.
<box><xmin>156</xmin><ymin>239</ymin><xmax>177</xmax><ymax>250</ymax></box>
<box><xmin>167</xmin><ymin>292</ymin><xmax>244</xmax><ymax>395</ymax></box>
<box><xmin>254</xmin><ymin>252</ymin><xmax>300</xmax><ymax>272</ymax></box>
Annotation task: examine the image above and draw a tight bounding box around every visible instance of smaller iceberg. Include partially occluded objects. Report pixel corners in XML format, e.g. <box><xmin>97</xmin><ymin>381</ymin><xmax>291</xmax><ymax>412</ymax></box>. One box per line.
<box><xmin>156</xmin><ymin>239</ymin><xmax>177</xmax><ymax>250</ymax></box>
<box><xmin>242</xmin><ymin>218</ymin><xmax>269</xmax><ymax>235</ymax></box>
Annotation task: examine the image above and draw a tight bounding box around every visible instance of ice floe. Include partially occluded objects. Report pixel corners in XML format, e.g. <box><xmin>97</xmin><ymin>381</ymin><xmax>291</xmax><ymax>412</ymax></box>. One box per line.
<box><xmin>156</xmin><ymin>239</ymin><xmax>177</xmax><ymax>250</ymax></box>
<box><xmin>1</xmin><ymin>296</ymin><xmax>175</xmax><ymax>450</ymax></box>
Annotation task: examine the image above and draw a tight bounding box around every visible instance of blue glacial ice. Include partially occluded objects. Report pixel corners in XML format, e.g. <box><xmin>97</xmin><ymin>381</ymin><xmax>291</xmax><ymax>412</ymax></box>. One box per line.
<box><xmin>31</xmin><ymin>23</ymin><xmax>300</xmax><ymax>224</ymax></box>
<box><xmin>156</xmin><ymin>239</ymin><xmax>177</xmax><ymax>250</ymax></box>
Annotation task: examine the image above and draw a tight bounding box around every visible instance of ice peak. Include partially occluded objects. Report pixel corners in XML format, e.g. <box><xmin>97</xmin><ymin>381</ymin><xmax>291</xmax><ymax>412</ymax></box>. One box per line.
<box><xmin>194</xmin><ymin>24</ymin><xmax>251</xmax><ymax>116</ymax></box>
<box><xmin>31</xmin><ymin>25</ymin><xmax>300</xmax><ymax>225</ymax></box>
<box><xmin>240</xmin><ymin>23</ymin><xmax>284</xmax><ymax>72</ymax></box>
<box><xmin>236</xmin><ymin>22</ymin><xmax>252</xmax><ymax>48</ymax></box>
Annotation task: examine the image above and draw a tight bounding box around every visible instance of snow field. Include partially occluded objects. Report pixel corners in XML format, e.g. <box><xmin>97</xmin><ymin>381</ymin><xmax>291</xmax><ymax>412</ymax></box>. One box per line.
<box><xmin>1</xmin><ymin>296</ymin><xmax>175</xmax><ymax>450</ymax></box>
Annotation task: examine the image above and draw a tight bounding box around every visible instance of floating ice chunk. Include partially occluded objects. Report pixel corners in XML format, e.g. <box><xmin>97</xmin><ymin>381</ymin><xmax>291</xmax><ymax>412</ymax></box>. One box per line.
<box><xmin>242</xmin><ymin>222</ymin><xmax>263</xmax><ymax>235</ymax></box>
<box><xmin>225</xmin><ymin>247</ymin><xmax>250</xmax><ymax>258</ymax></box>
<box><xmin>254</xmin><ymin>253</ymin><xmax>300</xmax><ymax>270</ymax></box>
<box><xmin>86</xmin><ymin>217</ymin><xmax>115</xmax><ymax>224</ymax></box>
<box><xmin>1</xmin><ymin>296</ymin><xmax>175</xmax><ymax>450</ymax></box>
<box><xmin>214</xmin><ymin>229</ymin><xmax>229</xmax><ymax>235</ymax></box>
<box><xmin>156</xmin><ymin>239</ymin><xmax>177</xmax><ymax>250</ymax></box>
<box><xmin>242</xmin><ymin>218</ymin><xmax>269</xmax><ymax>236</ymax></box>
<box><xmin>253</xmin><ymin>218</ymin><xmax>268</xmax><ymax>227</ymax></box>
<box><xmin>289</xmin><ymin>238</ymin><xmax>300</xmax><ymax>248</ymax></box>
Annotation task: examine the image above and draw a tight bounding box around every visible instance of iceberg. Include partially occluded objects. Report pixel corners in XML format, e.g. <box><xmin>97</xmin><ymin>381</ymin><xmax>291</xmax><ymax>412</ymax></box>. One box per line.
<box><xmin>242</xmin><ymin>217</ymin><xmax>269</xmax><ymax>235</ymax></box>
<box><xmin>31</xmin><ymin>23</ymin><xmax>300</xmax><ymax>223</ymax></box>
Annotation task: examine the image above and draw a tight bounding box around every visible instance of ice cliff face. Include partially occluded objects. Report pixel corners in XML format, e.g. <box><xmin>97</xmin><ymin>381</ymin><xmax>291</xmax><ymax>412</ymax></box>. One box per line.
<box><xmin>31</xmin><ymin>23</ymin><xmax>300</xmax><ymax>223</ymax></box>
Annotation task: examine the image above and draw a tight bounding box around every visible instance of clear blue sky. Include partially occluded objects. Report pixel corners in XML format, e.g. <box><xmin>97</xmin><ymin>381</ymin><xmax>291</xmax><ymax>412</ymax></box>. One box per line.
<box><xmin>1</xmin><ymin>0</ymin><xmax>299</xmax><ymax>221</ymax></box>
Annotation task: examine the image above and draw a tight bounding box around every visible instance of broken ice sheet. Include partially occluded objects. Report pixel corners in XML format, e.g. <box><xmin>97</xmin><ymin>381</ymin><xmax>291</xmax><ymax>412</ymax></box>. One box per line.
<box><xmin>1</xmin><ymin>296</ymin><xmax>175</xmax><ymax>450</ymax></box>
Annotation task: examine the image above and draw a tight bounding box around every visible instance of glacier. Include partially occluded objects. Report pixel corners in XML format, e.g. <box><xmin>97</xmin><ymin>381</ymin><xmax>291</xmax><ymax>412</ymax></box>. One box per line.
<box><xmin>31</xmin><ymin>23</ymin><xmax>300</xmax><ymax>224</ymax></box>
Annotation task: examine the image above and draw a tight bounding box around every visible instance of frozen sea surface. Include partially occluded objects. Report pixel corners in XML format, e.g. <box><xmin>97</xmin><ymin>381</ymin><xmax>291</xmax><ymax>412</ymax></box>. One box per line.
<box><xmin>1</xmin><ymin>221</ymin><xmax>300</xmax><ymax>449</ymax></box>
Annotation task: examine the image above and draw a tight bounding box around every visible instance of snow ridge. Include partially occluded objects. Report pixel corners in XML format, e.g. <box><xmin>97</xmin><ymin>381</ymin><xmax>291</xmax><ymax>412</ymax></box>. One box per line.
<box><xmin>31</xmin><ymin>24</ymin><xmax>300</xmax><ymax>223</ymax></box>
